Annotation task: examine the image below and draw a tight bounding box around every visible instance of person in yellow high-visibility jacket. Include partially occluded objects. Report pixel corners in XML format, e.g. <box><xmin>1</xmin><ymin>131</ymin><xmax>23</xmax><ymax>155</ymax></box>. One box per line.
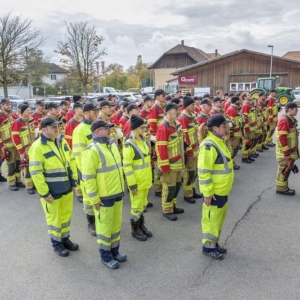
<box><xmin>123</xmin><ymin>114</ymin><xmax>153</xmax><ymax>241</ymax></box>
<box><xmin>29</xmin><ymin>118</ymin><xmax>79</xmax><ymax>257</ymax></box>
<box><xmin>198</xmin><ymin>114</ymin><xmax>234</xmax><ymax>260</ymax></box>
<box><xmin>81</xmin><ymin>119</ymin><xmax>126</xmax><ymax>269</ymax></box>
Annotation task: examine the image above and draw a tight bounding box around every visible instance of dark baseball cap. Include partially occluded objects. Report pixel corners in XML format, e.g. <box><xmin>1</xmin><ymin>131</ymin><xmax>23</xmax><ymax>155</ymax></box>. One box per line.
<box><xmin>200</xmin><ymin>99</ymin><xmax>212</xmax><ymax>105</ymax></box>
<box><xmin>47</xmin><ymin>102</ymin><xmax>59</xmax><ymax>109</ymax></box>
<box><xmin>73</xmin><ymin>102</ymin><xmax>83</xmax><ymax>109</ymax></box>
<box><xmin>285</xmin><ymin>102</ymin><xmax>298</xmax><ymax>109</ymax></box>
<box><xmin>212</xmin><ymin>97</ymin><xmax>224</xmax><ymax>103</ymax></box>
<box><xmin>83</xmin><ymin>103</ymin><xmax>100</xmax><ymax>112</ymax></box>
<box><xmin>36</xmin><ymin>100</ymin><xmax>45</xmax><ymax>106</ymax></box>
<box><xmin>40</xmin><ymin>117</ymin><xmax>59</xmax><ymax>128</ymax></box>
<box><xmin>270</xmin><ymin>89</ymin><xmax>276</xmax><ymax>93</ymax></box>
<box><xmin>60</xmin><ymin>100</ymin><xmax>68</xmax><ymax>106</ymax></box>
<box><xmin>207</xmin><ymin>115</ymin><xmax>231</xmax><ymax>127</ymax></box>
<box><xmin>1</xmin><ymin>98</ymin><xmax>10</xmax><ymax>104</ymax></box>
<box><xmin>164</xmin><ymin>102</ymin><xmax>179</xmax><ymax>113</ymax></box>
<box><xmin>259</xmin><ymin>91</ymin><xmax>265</xmax><ymax>97</ymax></box>
<box><xmin>154</xmin><ymin>89</ymin><xmax>166</xmax><ymax>97</ymax></box>
<box><xmin>100</xmin><ymin>100</ymin><xmax>115</xmax><ymax>108</ymax></box>
<box><xmin>203</xmin><ymin>93</ymin><xmax>210</xmax><ymax>99</ymax></box>
<box><xmin>127</xmin><ymin>103</ymin><xmax>138</xmax><ymax>113</ymax></box>
<box><xmin>91</xmin><ymin>119</ymin><xmax>114</xmax><ymax>132</ymax></box>
<box><xmin>143</xmin><ymin>96</ymin><xmax>152</xmax><ymax>103</ymax></box>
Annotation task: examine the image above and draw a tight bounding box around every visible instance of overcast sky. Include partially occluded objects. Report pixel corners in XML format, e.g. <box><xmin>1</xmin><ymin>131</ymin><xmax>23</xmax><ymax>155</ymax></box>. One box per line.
<box><xmin>3</xmin><ymin>0</ymin><xmax>300</xmax><ymax>69</ymax></box>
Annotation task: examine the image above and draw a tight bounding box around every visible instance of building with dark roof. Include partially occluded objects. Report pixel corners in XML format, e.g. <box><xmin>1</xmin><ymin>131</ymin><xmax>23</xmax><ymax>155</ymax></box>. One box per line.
<box><xmin>148</xmin><ymin>40</ymin><xmax>219</xmax><ymax>90</ymax></box>
<box><xmin>42</xmin><ymin>63</ymin><xmax>69</xmax><ymax>86</ymax></box>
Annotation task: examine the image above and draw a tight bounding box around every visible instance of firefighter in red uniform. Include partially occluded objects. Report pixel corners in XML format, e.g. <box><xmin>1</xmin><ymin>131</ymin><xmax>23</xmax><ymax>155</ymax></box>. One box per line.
<box><xmin>59</xmin><ymin>100</ymin><xmax>69</xmax><ymax>118</ymax></box>
<box><xmin>123</xmin><ymin>104</ymin><xmax>140</xmax><ymax>137</ymax></box>
<box><xmin>156</xmin><ymin>102</ymin><xmax>192</xmax><ymax>221</ymax></box>
<box><xmin>11</xmin><ymin>104</ymin><xmax>36</xmax><ymax>194</ymax></box>
<box><xmin>193</xmin><ymin>96</ymin><xmax>202</xmax><ymax>115</ymax></box>
<box><xmin>178</xmin><ymin>97</ymin><xmax>202</xmax><ymax>203</ymax></box>
<box><xmin>140</xmin><ymin>96</ymin><xmax>153</xmax><ymax>119</ymax></box>
<box><xmin>119</xmin><ymin>102</ymin><xmax>131</xmax><ymax>129</ymax></box>
<box><xmin>66</xmin><ymin>95</ymin><xmax>83</xmax><ymax>122</ymax></box>
<box><xmin>197</xmin><ymin>99</ymin><xmax>212</xmax><ymax>125</ymax></box>
<box><xmin>110</xmin><ymin>102</ymin><xmax>124</xmax><ymax>126</ymax></box>
<box><xmin>148</xmin><ymin>89</ymin><xmax>167</xmax><ymax>197</ymax></box>
<box><xmin>31</xmin><ymin>100</ymin><xmax>46</xmax><ymax>127</ymax></box>
<box><xmin>257</xmin><ymin>92</ymin><xmax>270</xmax><ymax>151</ymax></box>
<box><xmin>0</xmin><ymin>99</ymin><xmax>24</xmax><ymax>190</ymax></box>
<box><xmin>266</xmin><ymin>89</ymin><xmax>278</xmax><ymax>147</ymax></box>
<box><xmin>226</xmin><ymin>96</ymin><xmax>243</xmax><ymax>170</ymax></box>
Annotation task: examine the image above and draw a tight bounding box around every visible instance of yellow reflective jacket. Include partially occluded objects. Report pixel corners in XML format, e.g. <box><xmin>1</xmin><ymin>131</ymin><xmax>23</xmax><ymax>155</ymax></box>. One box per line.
<box><xmin>198</xmin><ymin>132</ymin><xmax>234</xmax><ymax>197</ymax></box>
<box><xmin>28</xmin><ymin>134</ymin><xmax>77</xmax><ymax>199</ymax></box>
<box><xmin>72</xmin><ymin>118</ymin><xmax>93</xmax><ymax>172</ymax></box>
<box><xmin>123</xmin><ymin>137</ymin><xmax>152</xmax><ymax>191</ymax></box>
<box><xmin>81</xmin><ymin>138</ymin><xmax>124</xmax><ymax>205</ymax></box>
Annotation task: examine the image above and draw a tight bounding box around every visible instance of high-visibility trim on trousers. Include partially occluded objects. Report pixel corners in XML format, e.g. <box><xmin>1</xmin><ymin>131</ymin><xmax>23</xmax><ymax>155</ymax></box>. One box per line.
<box><xmin>40</xmin><ymin>191</ymin><xmax>73</xmax><ymax>245</ymax></box>
<box><xmin>129</xmin><ymin>188</ymin><xmax>149</xmax><ymax>222</ymax></box>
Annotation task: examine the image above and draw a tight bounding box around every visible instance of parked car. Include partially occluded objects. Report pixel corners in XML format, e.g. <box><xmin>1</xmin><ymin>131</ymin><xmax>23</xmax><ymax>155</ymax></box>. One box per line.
<box><xmin>292</xmin><ymin>89</ymin><xmax>300</xmax><ymax>101</ymax></box>
<box><xmin>10</xmin><ymin>99</ymin><xmax>37</xmax><ymax>112</ymax></box>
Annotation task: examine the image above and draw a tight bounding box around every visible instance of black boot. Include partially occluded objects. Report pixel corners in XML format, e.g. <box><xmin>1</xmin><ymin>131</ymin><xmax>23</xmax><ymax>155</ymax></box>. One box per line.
<box><xmin>131</xmin><ymin>219</ymin><xmax>147</xmax><ymax>241</ymax></box>
<box><xmin>0</xmin><ymin>174</ymin><xmax>7</xmax><ymax>182</ymax></box>
<box><xmin>86</xmin><ymin>215</ymin><xmax>96</xmax><ymax>237</ymax></box>
<box><xmin>193</xmin><ymin>188</ymin><xmax>202</xmax><ymax>199</ymax></box>
<box><xmin>63</xmin><ymin>238</ymin><xmax>79</xmax><ymax>251</ymax></box>
<box><xmin>139</xmin><ymin>215</ymin><xmax>152</xmax><ymax>237</ymax></box>
<box><xmin>76</xmin><ymin>195</ymin><xmax>83</xmax><ymax>203</ymax></box>
<box><xmin>173</xmin><ymin>205</ymin><xmax>184</xmax><ymax>214</ymax></box>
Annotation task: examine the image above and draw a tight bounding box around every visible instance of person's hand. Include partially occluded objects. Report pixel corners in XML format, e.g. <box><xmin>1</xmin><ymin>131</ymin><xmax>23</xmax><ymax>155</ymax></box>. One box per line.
<box><xmin>131</xmin><ymin>188</ymin><xmax>138</xmax><ymax>196</ymax></box>
<box><xmin>20</xmin><ymin>153</ymin><xmax>25</xmax><ymax>161</ymax></box>
<box><xmin>44</xmin><ymin>194</ymin><xmax>54</xmax><ymax>204</ymax></box>
<box><xmin>94</xmin><ymin>201</ymin><xmax>104</xmax><ymax>211</ymax></box>
<box><xmin>204</xmin><ymin>195</ymin><xmax>216</xmax><ymax>206</ymax></box>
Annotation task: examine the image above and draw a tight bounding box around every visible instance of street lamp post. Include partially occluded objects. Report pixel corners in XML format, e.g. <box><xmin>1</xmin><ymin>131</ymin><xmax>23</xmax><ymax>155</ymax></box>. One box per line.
<box><xmin>268</xmin><ymin>45</ymin><xmax>274</xmax><ymax>78</ymax></box>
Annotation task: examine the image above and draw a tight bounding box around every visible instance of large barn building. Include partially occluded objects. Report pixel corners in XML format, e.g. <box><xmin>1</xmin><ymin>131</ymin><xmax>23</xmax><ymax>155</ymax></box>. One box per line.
<box><xmin>171</xmin><ymin>49</ymin><xmax>300</xmax><ymax>95</ymax></box>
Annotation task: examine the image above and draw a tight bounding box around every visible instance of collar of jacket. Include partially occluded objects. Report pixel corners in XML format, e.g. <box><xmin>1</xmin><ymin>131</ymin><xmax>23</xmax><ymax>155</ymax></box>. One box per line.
<box><xmin>82</xmin><ymin>118</ymin><xmax>93</xmax><ymax>125</ymax></box>
<box><xmin>93</xmin><ymin>137</ymin><xmax>108</xmax><ymax>144</ymax></box>
<box><xmin>41</xmin><ymin>134</ymin><xmax>54</xmax><ymax>145</ymax></box>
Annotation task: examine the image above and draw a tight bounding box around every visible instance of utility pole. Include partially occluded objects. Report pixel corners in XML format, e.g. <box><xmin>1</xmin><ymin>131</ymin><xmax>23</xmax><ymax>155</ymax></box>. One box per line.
<box><xmin>268</xmin><ymin>45</ymin><xmax>274</xmax><ymax>78</ymax></box>
<box><xmin>25</xmin><ymin>46</ymin><xmax>32</xmax><ymax>98</ymax></box>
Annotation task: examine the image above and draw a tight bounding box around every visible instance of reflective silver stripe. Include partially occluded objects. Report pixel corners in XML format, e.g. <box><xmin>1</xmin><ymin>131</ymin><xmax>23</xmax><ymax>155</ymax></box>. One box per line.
<box><xmin>30</xmin><ymin>170</ymin><xmax>43</xmax><ymax>175</ymax></box>
<box><xmin>133</xmin><ymin>163</ymin><xmax>150</xmax><ymax>170</ymax></box>
<box><xmin>203</xmin><ymin>233</ymin><xmax>218</xmax><ymax>242</ymax></box>
<box><xmin>97</xmin><ymin>234</ymin><xmax>111</xmax><ymax>243</ymax></box>
<box><xmin>48</xmin><ymin>225</ymin><xmax>61</xmax><ymax>233</ymax></box>
<box><xmin>132</xmin><ymin>209</ymin><xmax>142</xmax><ymax>217</ymax></box>
<box><xmin>123</xmin><ymin>163</ymin><xmax>132</xmax><ymax>167</ymax></box>
<box><xmin>29</xmin><ymin>161</ymin><xmax>43</xmax><ymax>166</ymax></box>
<box><xmin>126</xmin><ymin>139</ymin><xmax>146</xmax><ymax>165</ymax></box>
<box><xmin>45</xmin><ymin>176</ymin><xmax>68</xmax><ymax>182</ymax></box>
<box><xmin>200</xmin><ymin>140</ymin><xmax>232</xmax><ymax>175</ymax></box>
<box><xmin>73</xmin><ymin>143</ymin><xmax>86</xmax><ymax>148</ymax></box>
<box><xmin>99</xmin><ymin>244</ymin><xmax>111</xmax><ymax>251</ymax></box>
<box><xmin>61</xmin><ymin>232</ymin><xmax>70</xmax><ymax>238</ymax></box>
<box><xmin>61</xmin><ymin>221</ymin><xmax>71</xmax><ymax>228</ymax></box>
<box><xmin>203</xmin><ymin>242</ymin><xmax>216</xmax><ymax>248</ymax></box>
<box><xmin>125</xmin><ymin>171</ymin><xmax>134</xmax><ymax>176</ymax></box>
<box><xmin>111</xmin><ymin>231</ymin><xmax>120</xmax><ymax>240</ymax></box>
<box><xmin>82</xmin><ymin>174</ymin><xmax>96</xmax><ymax>180</ymax></box>
<box><xmin>96</xmin><ymin>165</ymin><xmax>119</xmax><ymax>173</ymax></box>
<box><xmin>198</xmin><ymin>168</ymin><xmax>212</xmax><ymax>173</ymax></box>
<box><xmin>111</xmin><ymin>241</ymin><xmax>120</xmax><ymax>248</ymax></box>
<box><xmin>49</xmin><ymin>234</ymin><xmax>61</xmax><ymax>242</ymax></box>
<box><xmin>73</xmin><ymin>153</ymin><xmax>80</xmax><ymax>157</ymax></box>
<box><xmin>88</xmin><ymin>191</ymin><xmax>97</xmax><ymax>197</ymax></box>
<box><xmin>44</xmin><ymin>168</ymin><xmax>66</xmax><ymax>174</ymax></box>
<box><xmin>199</xmin><ymin>179</ymin><xmax>213</xmax><ymax>184</ymax></box>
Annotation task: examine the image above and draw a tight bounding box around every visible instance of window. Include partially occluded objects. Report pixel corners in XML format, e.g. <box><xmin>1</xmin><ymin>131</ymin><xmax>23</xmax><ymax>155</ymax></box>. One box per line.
<box><xmin>230</xmin><ymin>82</ymin><xmax>251</xmax><ymax>91</ymax></box>
<box><xmin>50</xmin><ymin>74</ymin><xmax>57</xmax><ymax>80</ymax></box>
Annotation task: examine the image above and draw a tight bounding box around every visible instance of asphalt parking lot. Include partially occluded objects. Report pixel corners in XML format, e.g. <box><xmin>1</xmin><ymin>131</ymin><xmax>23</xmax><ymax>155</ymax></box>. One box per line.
<box><xmin>1</xmin><ymin>113</ymin><xmax>300</xmax><ymax>300</ymax></box>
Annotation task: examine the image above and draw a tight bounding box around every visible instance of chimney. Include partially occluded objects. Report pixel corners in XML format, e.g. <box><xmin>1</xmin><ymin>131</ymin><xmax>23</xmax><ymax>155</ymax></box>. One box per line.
<box><xmin>215</xmin><ymin>49</ymin><xmax>218</xmax><ymax>57</ymax></box>
<box><xmin>181</xmin><ymin>40</ymin><xmax>184</xmax><ymax>45</ymax></box>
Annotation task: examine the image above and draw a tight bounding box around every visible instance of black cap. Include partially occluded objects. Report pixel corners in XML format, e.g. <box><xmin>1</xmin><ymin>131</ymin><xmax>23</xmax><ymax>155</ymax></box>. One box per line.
<box><xmin>20</xmin><ymin>104</ymin><xmax>30</xmax><ymax>114</ymax></box>
<box><xmin>154</xmin><ymin>89</ymin><xmax>166</xmax><ymax>97</ymax></box>
<box><xmin>259</xmin><ymin>91</ymin><xmax>265</xmax><ymax>97</ymax></box>
<box><xmin>127</xmin><ymin>103</ymin><xmax>138</xmax><ymax>114</ymax></box>
<box><xmin>60</xmin><ymin>100</ymin><xmax>68</xmax><ymax>106</ymax></box>
<box><xmin>130</xmin><ymin>114</ymin><xmax>145</xmax><ymax>130</ymax></box>
<box><xmin>285</xmin><ymin>102</ymin><xmax>298</xmax><ymax>109</ymax></box>
<box><xmin>36</xmin><ymin>100</ymin><xmax>45</xmax><ymax>106</ymax></box>
<box><xmin>200</xmin><ymin>99</ymin><xmax>212</xmax><ymax>105</ymax></box>
<box><xmin>47</xmin><ymin>102</ymin><xmax>59</xmax><ymax>109</ymax></box>
<box><xmin>1</xmin><ymin>98</ymin><xmax>10</xmax><ymax>104</ymax></box>
<box><xmin>107</xmin><ymin>94</ymin><xmax>115</xmax><ymax>99</ymax></box>
<box><xmin>183</xmin><ymin>97</ymin><xmax>195</xmax><ymax>108</ymax></box>
<box><xmin>193</xmin><ymin>96</ymin><xmax>199</xmax><ymax>100</ymax></box>
<box><xmin>164</xmin><ymin>102</ymin><xmax>179</xmax><ymax>113</ymax></box>
<box><xmin>270</xmin><ymin>89</ymin><xmax>276</xmax><ymax>93</ymax></box>
<box><xmin>65</xmin><ymin>97</ymin><xmax>71</xmax><ymax>101</ymax></box>
<box><xmin>143</xmin><ymin>96</ymin><xmax>152</xmax><ymax>103</ymax></box>
<box><xmin>73</xmin><ymin>102</ymin><xmax>83</xmax><ymax>109</ymax></box>
<box><xmin>97</xmin><ymin>96</ymin><xmax>105</xmax><ymax>102</ymax></box>
<box><xmin>231</xmin><ymin>96</ymin><xmax>240</xmax><ymax>104</ymax></box>
<box><xmin>73</xmin><ymin>95</ymin><xmax>82</xmax><ymax>103</ymax></box>
<box><xmin>203</xmin><ymin>93</ymin><xmax>210</xmax><ymax>99</ymax></box>
<box><xmin>207</xmin><ymin>115</ymin><xmax>231</xmax><ymax>127</ymax></box>
<box><xmin>83</xmin><ymin>103</ymin><xmax>100</xmax><ymax>112</ymax></box>
<box><xmin>91</xmin><ymin>119</ymin><xmax>114</xmax><ymax>132</ymax></box>
<box><xmin>40</xmin><ymin>117</ymin><xmax>59</xmax><ymax>129</ymax></box>
<box><xmin>100</xmin><ymin>100</ymin><xmax>115</xmax><ymax>108</ymax></box>
<box><xmin>212</xmin><ymin>97</ymin><xmax>223</xmax><ymax>103</ymax></box>
<box><xmin>123</xmin><ymin>101</ymin><xmax>131</xmax><ymax>109</ymax></box>
<box><xmin>224</xmin><ymin>93</ymin><xmax>229</xmax><ymax>97</ymax></box>
<box><xmin>171</xmin><ymin>98</ymin><xmax>180</xmax><ymax>105</ymax></box>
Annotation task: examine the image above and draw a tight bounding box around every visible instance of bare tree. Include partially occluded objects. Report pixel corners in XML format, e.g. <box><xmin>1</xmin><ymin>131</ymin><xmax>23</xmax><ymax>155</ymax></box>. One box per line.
<box><xmin>56</xmin><ymin>22</ymin><xmax>106</xmax><ymax>95</ymax></box>
<box><xmin>0</xmin><ymin>12</ymin><xmax>44</xmax><ymax>97</ymax></box>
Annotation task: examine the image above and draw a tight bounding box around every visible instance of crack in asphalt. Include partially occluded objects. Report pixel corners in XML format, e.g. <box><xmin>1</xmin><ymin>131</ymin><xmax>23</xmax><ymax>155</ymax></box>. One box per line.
<box><xmin>198</xmin><ymin>184</ymin><xmax>275</xmax><ymax>278</ymax></box>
